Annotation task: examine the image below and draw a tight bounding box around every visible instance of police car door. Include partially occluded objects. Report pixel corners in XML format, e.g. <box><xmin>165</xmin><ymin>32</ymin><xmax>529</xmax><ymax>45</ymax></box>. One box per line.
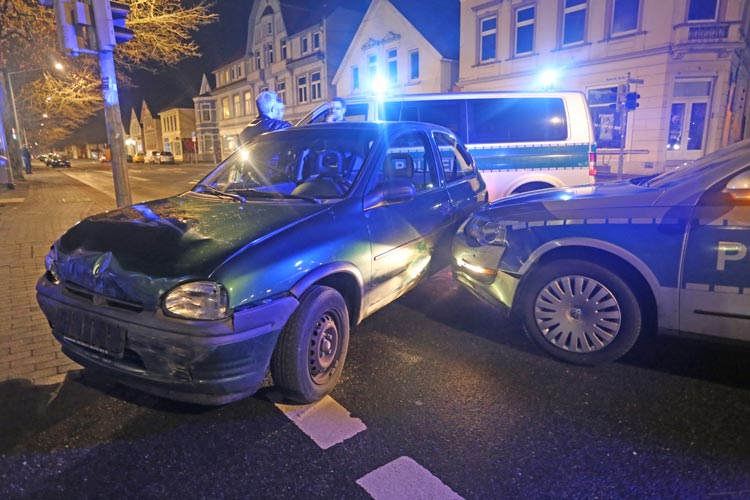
<box><xmin>680</xmin><ymin>168</ymin><xmax>750</xmax><ymax>341</ymax></box>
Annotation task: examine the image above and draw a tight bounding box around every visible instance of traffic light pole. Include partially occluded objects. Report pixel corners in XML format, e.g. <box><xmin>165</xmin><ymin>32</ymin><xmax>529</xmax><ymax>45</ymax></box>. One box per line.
<box><xmin>617</xmin><ymin>84</ymin><xmax>629</xmax><ymax>181</ymax></box>
<box><xmin>99</xmin><ymin>49</ymin><xmax>131</xmax><ymax>207</ymax></box>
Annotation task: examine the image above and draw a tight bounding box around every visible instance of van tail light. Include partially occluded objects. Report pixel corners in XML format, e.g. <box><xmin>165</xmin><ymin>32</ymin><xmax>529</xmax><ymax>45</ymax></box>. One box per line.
<box><xmin>588</xmin><ymin>151</ymin><xmax>597</xmax><ymax>177</ymax></box>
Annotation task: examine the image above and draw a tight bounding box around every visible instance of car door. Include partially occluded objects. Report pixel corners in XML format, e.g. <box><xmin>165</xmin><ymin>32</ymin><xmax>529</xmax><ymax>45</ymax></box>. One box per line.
<box><xmin>363</xmin><ymin>129</ymin><xmax>454</xmax><ymax>314</ymax></box>
<box><xmin>680</xmin><ymin>166</ymin><xmax>750</xmax><ymax>341</ymax></box>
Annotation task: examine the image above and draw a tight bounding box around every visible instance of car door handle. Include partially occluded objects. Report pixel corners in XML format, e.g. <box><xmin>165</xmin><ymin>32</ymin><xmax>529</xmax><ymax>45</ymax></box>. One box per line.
<box><xmin>439</xmin><ymin>203</ymin><xmax>454</xmax><ymax>216</ymax></box>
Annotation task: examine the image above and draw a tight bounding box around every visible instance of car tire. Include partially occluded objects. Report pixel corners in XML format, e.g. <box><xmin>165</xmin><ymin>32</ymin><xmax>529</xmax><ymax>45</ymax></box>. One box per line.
<box><xmin>271</xmin><ymin>285</ymin><xmax>350</xmax><ymax>403</ymax></box>
<box><xmin>518</xmin><ymin>259</ymin><xmax>642</xmax><ymax>366</ymax></box>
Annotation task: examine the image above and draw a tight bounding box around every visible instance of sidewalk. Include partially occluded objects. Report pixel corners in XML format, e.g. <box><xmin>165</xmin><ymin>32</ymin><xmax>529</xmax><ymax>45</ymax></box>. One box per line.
<box><xmin>0</xmin><ymin>168</ymin><xmax>115</xmax><ymax>385</ymax></box>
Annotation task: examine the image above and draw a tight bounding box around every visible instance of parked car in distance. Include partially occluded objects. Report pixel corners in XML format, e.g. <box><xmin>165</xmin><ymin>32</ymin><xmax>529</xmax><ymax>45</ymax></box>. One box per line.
<box><xmin>36</xmin><ymin>122</ymin><xmax>487</xmax><ymax>405</ymax></box>
<box><xmin>452</xmin><ymin>139</ymin><xmax>750</xmax><ymax>366</ymax></box>
<box><xmin>156</xmin><ymin>151</ymin><xmax>175</xmax><ymax>164</ymax></box>
<box><xmin>37</xmin><ymin>154</ymin><xmax>48</xmax><ymax>163</ymax></box>
<box><xmin>132</xmin><ymin>152</ymin><xmax>145</xmax><ymax>163</ymax></box>
<box><xmin>144</xmin><ymin>151</ymin><xmax>159</xmax><ymax>164</ymax></box>
<box><xmin>50</xmin><ymin>154</ymin><xmax>71</xmax><ymax>168</ymax></box>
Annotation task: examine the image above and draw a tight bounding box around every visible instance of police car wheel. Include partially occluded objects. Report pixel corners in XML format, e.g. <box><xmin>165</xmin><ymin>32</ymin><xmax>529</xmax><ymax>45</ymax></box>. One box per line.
<box><xmin>520</xmin><ymin>259</ymin><xmax>642</xmax><ymax>366</ymax></box>
<box><xmin>270</xmin><ymin>285</ymin><xmax>350</xmax><ymax>403</ymax></box>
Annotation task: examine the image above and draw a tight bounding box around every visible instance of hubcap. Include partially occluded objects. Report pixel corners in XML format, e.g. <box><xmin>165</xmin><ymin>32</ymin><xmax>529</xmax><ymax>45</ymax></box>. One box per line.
<box><xmin>533</xmin><ymin>275</ymin><xmax>621</xmax><ymax>353</ymax></box>
<box><xmin>308</xmin><ymin>312</ymin><xmax>339</xmax><ymax>384</ymax></box>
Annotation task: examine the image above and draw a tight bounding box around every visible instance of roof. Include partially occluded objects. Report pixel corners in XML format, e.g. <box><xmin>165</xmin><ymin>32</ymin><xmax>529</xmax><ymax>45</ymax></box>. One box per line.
<box><xmin>390</xmin><ymin>0</ymin><xmax>459</xmax><ymax>60</ymax></box>
<box><xmin>279</xmin><ymin>0</ymin><xmax>369</xmax><ymax>35</ymax></box>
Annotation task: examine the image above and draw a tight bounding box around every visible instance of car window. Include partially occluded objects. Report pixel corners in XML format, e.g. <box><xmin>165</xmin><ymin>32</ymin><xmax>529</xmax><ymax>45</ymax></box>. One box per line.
<box><xmin>434</xmin><ymin>131</ymin><xmax>475</xmax><ymax>183</ymax></box>
<box><xmin>198</xmin><ymin>128</ymin><xmax>377</xmax><ymax>200</ymax></box>
<box><xmin>466</xmin><ymin>97</ymin><xmax>567</xmax><ymax>143</ymax></box>
<box><xmin>648</xmin><ymin>140</ymin><xmax>750</xmax><ymax>189</ymax></box>
<box><xmin>382</xmin><ymin>99</ymin><xmax>466</xmax><ymax>140</ymax></box>
<box><xmin>366</xmin><ymin>131</ymin><xmax>438</xmax><ymax>194</ymax></box>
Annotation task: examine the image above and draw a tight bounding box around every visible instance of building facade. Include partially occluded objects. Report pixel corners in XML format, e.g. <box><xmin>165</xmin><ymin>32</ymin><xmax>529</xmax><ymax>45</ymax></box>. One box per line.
<box><xmin>201</xmin><ymin>0</ymin><xmax>367</xmax><ymax>160</ymax></box>
<box><xmin>127</xmin><ymin>107</ymin><xmax>143</xmax><ymax>156</ymax></box>
<box><xmin>160</xmin><ymin>107</ymin><xmax>197</xmax><ymax>162</ymax></box>
<box><xmin>333</xmin><ymin>0</ymin><xmax>460</xmax><ymax>97</ymax></box>
<box><xmin>140</xmin><ymin>101</ymin><xmax>162</xmax><ymax>154</ymax></box>
<box><xmin>457</xmin><ymin>0</ymin><xmax>750</xmax><ymax>174</ymax></box>
<box><xmin>193</xmin><ymin>74</ymin><xmax>221</xmax><ymax>163</ymax></box>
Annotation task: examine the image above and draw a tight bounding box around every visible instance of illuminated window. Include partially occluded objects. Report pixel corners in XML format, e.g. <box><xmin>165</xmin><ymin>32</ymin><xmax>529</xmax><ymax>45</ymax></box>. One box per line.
<box><xmin>311</xmin><ymin>72</ymin><xmax>321</xmax><ymax>101</ymax></box>
<box><xmin>297</xmin><ymin>75</ymin><xmax>308</xmax><ymax>103</ymax></box>
<box><xmin>233</xmin><ymin>94</ymin><xmax>241</xmax><ymax>116</ymax></box>
<box><xmin>244</xmin><ymin>91</ymin><xmax>253</xmax><ymax>116</ymax></box>
<box><xmin>688</xmin><ymin>0</ymin><xmax>718</xmax><ymax>21</ymax></box>
<box><xmin>515</xmin><ymin>6</ymin><xmax>535</xmax><ymax>55</ymax></box>
<box><xmin>409</xmin><ymin>50</ymin><xmax>419</xmax><ymax>80</ymax></box>
<box><xmin>480</xmin><ymin>16</ymin><xmax>497</xmax><ymax>62</ymax></box>
<box><xmin>562</xmin><ymin>0</ymin><xmax>586</xmax><ymax>46</ymax></box>
<box><xmin>222</xmin><ymin>97</ymin><xmax>230</xmax><ymax>119</ymax></box>
<box><xmin>352</xmin><ymin>66</ymin><xmax>359</xmax><ymax>90</ymax></box>
<box><xmin>612</xmin><ymin>0</ymin><xmax>639</xmax><ymax>34</ymax></box>
<box><xmin>387</xmin><ymin>49</ymin><xmax>397</xmax><ymax>84</ymax></box>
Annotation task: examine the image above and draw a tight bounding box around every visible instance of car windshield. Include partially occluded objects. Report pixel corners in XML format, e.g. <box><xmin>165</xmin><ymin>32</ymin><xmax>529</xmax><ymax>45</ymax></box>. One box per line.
<box><xmin>195</xmin><ymin>127</ymin><xmax>377</xmax><ymax>201</ymax></box>
<box><xmin>645</xmin><ymin>139</ymin><xmax>750</xmax><ymax>189</ymax></box>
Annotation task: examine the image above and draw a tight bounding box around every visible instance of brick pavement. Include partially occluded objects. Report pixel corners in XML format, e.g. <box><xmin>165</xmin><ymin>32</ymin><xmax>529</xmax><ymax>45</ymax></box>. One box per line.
<box><xmin>0</xmin><ymin>168</ymin><xmax>115</xmax><ymax>385</ymax></box>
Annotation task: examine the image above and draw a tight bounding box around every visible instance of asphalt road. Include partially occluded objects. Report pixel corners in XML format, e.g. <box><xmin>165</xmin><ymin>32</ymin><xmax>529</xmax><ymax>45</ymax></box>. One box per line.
<box><xmin>2</xmin><ymin>159</ymin><xmax>749</xmax><ymax>499</ymax></box>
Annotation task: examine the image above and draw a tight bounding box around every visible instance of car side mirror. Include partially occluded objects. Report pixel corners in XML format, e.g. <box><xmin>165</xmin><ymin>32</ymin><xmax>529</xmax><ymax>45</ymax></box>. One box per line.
<box><xmin>363</xmin><ymin>182</ymin><xmax>416</xmax><ymax>210</ymax></box>
<box><xmin>723</xmin><ymin>170</ymin><xmax>750</xmax><ymax>202</ymax></box>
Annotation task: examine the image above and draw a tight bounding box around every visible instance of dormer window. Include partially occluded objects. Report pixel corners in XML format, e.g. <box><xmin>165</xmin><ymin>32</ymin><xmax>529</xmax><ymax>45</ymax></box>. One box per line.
<box><xmin>302</xmin><ymin>36</ymin><xmax>309</xmax><ymax>54</ymax></box>
<box><xmin>312</xmin><ymin>32</ymin><xmax>320</xmax><ymax>50</ymax></box>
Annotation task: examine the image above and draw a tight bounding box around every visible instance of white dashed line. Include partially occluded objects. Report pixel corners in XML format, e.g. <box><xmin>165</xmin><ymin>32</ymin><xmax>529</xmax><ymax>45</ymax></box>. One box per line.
<box><xmin>130</xmin><ymin>176</ymin><xmax>149</xmax><ymax>181</ymax></box>
<box><xmin>0</xmin><ymin>198</ymin><xmax>25</xmax><ymax>203</ymax></box>
<box><xmin>356</xmin><ymin>456</ymin><xmax>464</xmax><ymax>500</ymax></box>
<box><xmin>275</xmin><ymin>395</ymin><xmax>366</xmax><ymax>450</ymax></box>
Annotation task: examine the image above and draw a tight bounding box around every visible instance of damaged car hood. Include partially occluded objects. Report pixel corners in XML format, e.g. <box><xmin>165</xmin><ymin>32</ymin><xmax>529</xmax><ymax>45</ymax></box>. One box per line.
<box><xmin>53</xmin><ymin>194</ymin><xmax>328</xmax><ymax>308</ymax></box>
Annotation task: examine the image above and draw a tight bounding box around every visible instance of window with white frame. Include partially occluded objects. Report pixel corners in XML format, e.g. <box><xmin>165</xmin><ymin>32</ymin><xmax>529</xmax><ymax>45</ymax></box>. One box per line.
<box><xmin>266</xmin><ymin>21</ymin><xmax>272</xmax><ymax>35</ymax></box>
<box><xmin>302</xmin><ymin>36</ymin><xmax>309</xmax><ymax>54</ymax></box>
<box><xmin>368</xmin><ymin>55</ymin><xmax>377</xmax><ymax>81</ymax></box>
<box><xmin>244</xmin><ymin>91</ymin><xmax>253</xmax><ymax>116</ymax></box>
<box><xmin>611</xmin><ymin>0</ymin><xmax>639</xmax><ymax>34</ymax></box>
<box><xmin>266</xmin><ymin>43</ymin><xmax>274</xmax><ymax>64</ymax></box>
<box><xmin>222</xmin><ymin>97</ymin><xmax>230</xmax><ymax>119</ymax></box>
<box><xmin>237</xmin><ymin>63</ymin><xmax>243</xmax><ymax>78</ymax></box>
<box><xmin>312</xmin><ymin>32</ymin><xmax>320</xmax><ymax>50</ymax></box>
<box><xmin>230</xmin><ymin>67</ymin><xmax>235</xmax><ymax>80</ymax></box>
<box><xmin>311</xmin><ymin>72</ymin><xmax>321</xmax><ymax>101</ymax></box>
<box><xmin>297</xmin><ymin>75</ymin><xmax>308</xmax><ymax>104</ymax></box>
<box><xmin>199</xmin><ymin>102</ymin><xmax>213</xmax><ymax>123</ymax></box>
<box><xmin>281</xmin><ymin>40</ymin><xmax>287</xmax><ymax>60</ymax></box>
<box><xmin>233</xmin><ymin>94</ymin><xmax>241</xmax><ymax>116</ymax></box>
<box><xmin>255</xmin><ymin>51</ymin><xmax>261</xmax><ymax>70</ymax></box>
<box><xmin>667</xmin><ymin>80</ymin><xmax>712</xmax><ymax>152</ymax></box>
<box><xmin>352</xmin><ymin>66</ymin><xmax>359</xmax><ymax>90</ymax></box>
<box><xmin>688</xmin><ymin>0</ymin><xmax>718</xmax><ymax>21</ymax></box>
<box><xmin>479</xmin><ymin>15</ymin><xmax>497</xmax><ymax>62</ymax></box>
<box><xmin>515</xmin><ymin>5</ymin><xmax>535</xmax><ymax>55</ymax></box>
<box><xmin>562</xmin><ymin>0</ymin><xmax>587</xmax><ymax>46</ymax></box>
<box><xmin>277</xmin><ymin>81</ymin><xmax>286</xmax><ymax>104</ymax></box>
<box><xmin>587</xmin><ymin>86</ymin><xmax>623</xmax><ymax>149</ymax></box>
<box><xmin>409</xmin><ymin>50</ymin><xmax>419</xmax><ymax>80</ymax></box>
<box><xmin>387</xmin><ymin>49</ymin><xmax>397</xmax><ymax>84</ymax></box>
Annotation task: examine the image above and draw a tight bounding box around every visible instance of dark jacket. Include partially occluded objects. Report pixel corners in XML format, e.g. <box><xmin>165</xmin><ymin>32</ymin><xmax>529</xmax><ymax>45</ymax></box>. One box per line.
<box><xmin>239</xmin><ymin>114</ymin><xmax>292</xmax><ymax>144</ymax></box>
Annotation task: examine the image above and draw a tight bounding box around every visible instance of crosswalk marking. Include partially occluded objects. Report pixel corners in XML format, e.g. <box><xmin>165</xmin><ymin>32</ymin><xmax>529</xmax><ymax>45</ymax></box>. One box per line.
<box><xmin>275</xmin><ymin>395</ymin><xmax>366</xmax><ymax>450</ymax></box>
<box><xmin>356</xmin><ymin>456</ymin><xmax>464</xmax><ymax>500</ymax></box>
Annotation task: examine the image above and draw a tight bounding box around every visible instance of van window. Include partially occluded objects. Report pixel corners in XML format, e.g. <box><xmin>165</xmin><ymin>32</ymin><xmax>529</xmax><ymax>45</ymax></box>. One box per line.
<box><xmin>381</xmin><ymin>100</ymin><xmax>466</xmax><ymax>139</ymax></box>
<box><xmin>467</xmin><ymin>98</ymin><xmax>567</xmax><ymax>143</ymax></box>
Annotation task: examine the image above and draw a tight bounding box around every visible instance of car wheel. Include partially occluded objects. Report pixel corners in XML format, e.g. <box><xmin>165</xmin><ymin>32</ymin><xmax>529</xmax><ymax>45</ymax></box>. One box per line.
<box><xmin>271</xmin><ymin>285</ymin><xmax>349</xmax><ymax>403</ymax></box>
<box><xmin>518</xmin><ymin>259</ymin><xmax>642</xmax><ymax>365</ymax></box>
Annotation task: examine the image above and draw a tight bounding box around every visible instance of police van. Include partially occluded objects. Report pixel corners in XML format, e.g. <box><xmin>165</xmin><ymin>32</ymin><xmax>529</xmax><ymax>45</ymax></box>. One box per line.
<box><xmin>298</xmin><ymin>91</ymin><xmax>597</xmax><ymax>200</ymax></box>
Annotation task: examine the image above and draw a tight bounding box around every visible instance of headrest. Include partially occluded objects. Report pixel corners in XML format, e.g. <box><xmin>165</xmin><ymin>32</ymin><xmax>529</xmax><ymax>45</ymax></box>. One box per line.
<box><xmin>317</xmin><ymin>150</ymin><xmax>342</xmax><ymax>176</ymax></box>
<box><xmin>383</xmin><ymin>153</ymin><xmax>413</xmax><ymax>179</ymax></box>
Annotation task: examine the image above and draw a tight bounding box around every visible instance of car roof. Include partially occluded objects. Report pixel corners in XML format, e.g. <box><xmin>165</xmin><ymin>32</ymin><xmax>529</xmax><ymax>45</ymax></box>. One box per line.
<box><xmin>292</xmin><ymin>120</ymin><xmax>456</xmax><ymax>135</ymax></box>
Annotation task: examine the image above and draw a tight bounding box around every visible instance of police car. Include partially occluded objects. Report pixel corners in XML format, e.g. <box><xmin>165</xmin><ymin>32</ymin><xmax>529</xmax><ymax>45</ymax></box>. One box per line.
<box><xmin>452</xmin><ymin>139</ymin><xmax>750</xmax><ymax>365</ymax></box>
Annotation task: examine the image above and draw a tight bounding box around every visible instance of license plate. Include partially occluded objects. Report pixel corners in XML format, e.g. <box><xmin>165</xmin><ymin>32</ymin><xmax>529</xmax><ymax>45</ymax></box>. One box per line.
<box><xmin>56</xmin><ymin>309</ymin><xmax>126</xmax><ymax>358</ymax></box>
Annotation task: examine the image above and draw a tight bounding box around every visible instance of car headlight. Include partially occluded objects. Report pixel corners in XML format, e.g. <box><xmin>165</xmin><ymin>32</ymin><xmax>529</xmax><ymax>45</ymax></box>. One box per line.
<box><xmin>163</xmin><ymin>281</ymin><xmax>229</xmax><ymax>320</ymax></box>
<box><xmin>465</xmin><ymin>217</ymin><xmax>507</xmax><ymax>246</ymax></box>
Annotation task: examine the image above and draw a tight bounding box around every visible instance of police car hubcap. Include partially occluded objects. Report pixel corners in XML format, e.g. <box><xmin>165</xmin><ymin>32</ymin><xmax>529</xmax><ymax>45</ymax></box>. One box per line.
<box><xmin>534</xmin><ymin>275</ymin><xmax>622</xmax><ymax>353</ymax></box>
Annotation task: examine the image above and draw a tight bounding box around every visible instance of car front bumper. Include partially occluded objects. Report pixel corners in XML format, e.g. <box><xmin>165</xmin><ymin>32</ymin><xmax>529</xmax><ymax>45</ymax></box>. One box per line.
<box><xmin>451</xmin><ymin>233</ymin><xmax>519</xmax><ymax>314</ymax></box>
<box><xmin>36</xmin><ymin>276</ymin><xmax>298</xmax><ymax>405</ymax></box>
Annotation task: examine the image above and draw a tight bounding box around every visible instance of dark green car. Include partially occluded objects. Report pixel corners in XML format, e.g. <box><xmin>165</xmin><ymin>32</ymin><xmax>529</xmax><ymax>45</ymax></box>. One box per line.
<box><xmin>37</xmin><ymin>122</ymin><xmax>486</xmax><ymax>404</ymax></box>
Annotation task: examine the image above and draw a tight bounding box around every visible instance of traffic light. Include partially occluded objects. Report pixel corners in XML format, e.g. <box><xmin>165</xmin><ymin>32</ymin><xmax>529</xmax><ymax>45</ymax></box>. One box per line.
<box><xmin>625</xmin><ymin>92</ymin><xmax>640</xmax><ymax>110</ymax></box>
<box><xmin>92</xmin><ymin>0</ymin><xmax>134</xmax><ymax>51</ymax></box>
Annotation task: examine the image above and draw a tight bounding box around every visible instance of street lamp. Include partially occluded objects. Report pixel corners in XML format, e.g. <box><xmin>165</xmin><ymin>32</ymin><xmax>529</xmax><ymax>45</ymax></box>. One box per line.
<box><xmin>4</xmin><ymin>63</ymin><xmax>64</xmax><ymax>184</ymax></box>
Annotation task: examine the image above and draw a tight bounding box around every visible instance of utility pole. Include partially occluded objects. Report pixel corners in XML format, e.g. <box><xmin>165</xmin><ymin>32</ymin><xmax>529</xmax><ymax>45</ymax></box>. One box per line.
<box><xmin>43</xmin><ymin>0</ymin><xmax>134</xmax><ymax>206</ymax></box>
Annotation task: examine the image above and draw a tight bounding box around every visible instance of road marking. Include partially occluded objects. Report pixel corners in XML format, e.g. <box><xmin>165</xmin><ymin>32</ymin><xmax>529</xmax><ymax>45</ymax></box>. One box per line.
<box><xmin>275</xmin><ymin>395</ymin><xmax>366</xmax><ymax>450</ymax></box>
<box><xmin>356</xmin><ymin>456</ymin><xmax>464</xmax><ymax>500</ymax></box>
<box><xmin>130</xmin><ymin>176</ymin><xmax>149</xmax><ymax>181</ymax></box>
<box><xmin>0</xmin><ymin>198</ymin><xmax>25</xmax><ymax>204</ymax></box>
